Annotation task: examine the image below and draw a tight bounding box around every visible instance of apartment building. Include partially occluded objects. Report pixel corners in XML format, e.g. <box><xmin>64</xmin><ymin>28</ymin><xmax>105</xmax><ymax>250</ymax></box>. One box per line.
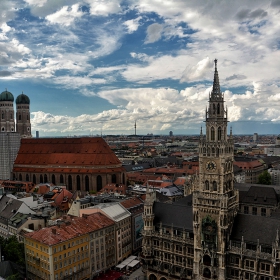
<box><xmin>24</xmin><ymin>213</ymin><xmax>115</xmax><ymax>280</ymax></box>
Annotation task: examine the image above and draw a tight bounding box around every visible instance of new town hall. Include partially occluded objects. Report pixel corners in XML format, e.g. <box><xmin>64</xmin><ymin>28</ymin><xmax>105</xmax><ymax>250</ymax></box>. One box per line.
<box><xmin>141</xmin><ymin>60</ymin><xmax>280</xmax><ymax>280</ymax></box>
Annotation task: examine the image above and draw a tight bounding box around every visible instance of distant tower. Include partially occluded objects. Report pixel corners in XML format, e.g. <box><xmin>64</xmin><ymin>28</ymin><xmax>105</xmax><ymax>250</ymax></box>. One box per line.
<box><xmin>16</xmin><ymin>92</ymin><xmax>31</xmax><ymax>137</ymax></box>
<box><xmin>0</xmin><ymin>89</ymin><xmax>15</xmax><ymax>132</ymax></box>
<box><xmin>253</xmin><ymin>132</ymin><xmax>258</xmax><ymax>143</ymax></box>
<box><xmin>135</xmin><ymin>121</ymin><xmax>137</xmax><ymax>135</ymax></box>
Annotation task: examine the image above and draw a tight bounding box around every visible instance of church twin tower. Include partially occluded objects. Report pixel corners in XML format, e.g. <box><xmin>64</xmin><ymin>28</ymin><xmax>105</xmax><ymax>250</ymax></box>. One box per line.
<box><xmin>0</xmin><ymin>90</ymin><xmax>31</xmax><ymax>137</ymax></box>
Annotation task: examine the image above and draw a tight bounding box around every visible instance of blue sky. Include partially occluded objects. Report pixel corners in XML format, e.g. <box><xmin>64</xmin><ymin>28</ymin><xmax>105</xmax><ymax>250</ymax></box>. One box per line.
<box><xmin>1</xmin><ymin>0</ymin><xmax>280</xmax><ymax>136</ymax></box>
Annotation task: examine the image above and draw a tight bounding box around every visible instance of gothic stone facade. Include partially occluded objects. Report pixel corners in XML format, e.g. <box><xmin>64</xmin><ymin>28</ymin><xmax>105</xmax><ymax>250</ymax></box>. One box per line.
<box><xmin>141</xmin><ymin>60</ymin><xmax>280</xmax><ymax>280</ymax></box>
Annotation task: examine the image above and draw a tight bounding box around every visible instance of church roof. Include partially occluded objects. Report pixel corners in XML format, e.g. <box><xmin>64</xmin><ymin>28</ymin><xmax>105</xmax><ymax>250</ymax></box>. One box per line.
<box><xmin>13</xmin><ymin>137</ymin><xmax>125</xmax><ymax>174</ymax></box>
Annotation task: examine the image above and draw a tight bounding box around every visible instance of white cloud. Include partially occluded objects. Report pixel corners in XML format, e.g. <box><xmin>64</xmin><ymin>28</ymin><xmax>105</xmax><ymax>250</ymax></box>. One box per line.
<box><xmin>144</xmin><ymin>23</ymin><xmax>163</xmax><ymax>44</ymax></box>
<box><xmin>46</xmin><ymin>4</ymin><xmax>84</xmax><ymax>26</ymax></box>
<box><xmin>123</xmin><ymin>16</ymin><xmax>142</xmax><ymax>33</ymax></box>
<box><xmin>86</xmin><ymin>0</ymin><xmax>122</xmax><ymax>16</ymax></box>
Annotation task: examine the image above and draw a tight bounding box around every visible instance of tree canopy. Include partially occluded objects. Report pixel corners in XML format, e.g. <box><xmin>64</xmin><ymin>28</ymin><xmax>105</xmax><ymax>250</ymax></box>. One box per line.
<box><xmin>257</xmin><ymin>170</ymin><xmax>272</xmax><ymax>185</ymax></box>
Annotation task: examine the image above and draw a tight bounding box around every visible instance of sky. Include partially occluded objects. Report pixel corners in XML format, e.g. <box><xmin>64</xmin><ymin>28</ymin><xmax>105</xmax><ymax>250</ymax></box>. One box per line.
<box><xmin>1</xmin><ymin>0</ymin><xmax>280</xmax><ymax>137</ymax></box>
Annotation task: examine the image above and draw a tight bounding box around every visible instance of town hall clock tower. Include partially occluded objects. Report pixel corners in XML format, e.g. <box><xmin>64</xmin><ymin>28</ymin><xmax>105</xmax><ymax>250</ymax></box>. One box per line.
<box><xmin>192</xmin><ymin>59</ymin><xmax>239</xmax><ymax>280</ymax></box>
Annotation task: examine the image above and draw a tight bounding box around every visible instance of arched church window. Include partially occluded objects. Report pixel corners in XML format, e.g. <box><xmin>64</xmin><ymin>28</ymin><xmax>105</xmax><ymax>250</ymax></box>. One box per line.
<box><xmin>68</xmin><ymin>175</ymin><xmax>72</xmax><ymax>190</ymax></box>
<box><xmin>60</xmin><ymin>174</ymin><xmax>64</xmax><ymax>184</ymax></box>
<box><xmin>218</xmin><ymin>126</ymin><xmax>222</xmax><ymax>140</ymax></box>
<box><xmin>85</xmin><ymin>175</ymin><xmax>89</xmax><ymax>192</ymax></box>
<box><xmin>2</xmin><ymin>113</ymin><xmax>4</xmax><ymax>119</ymax></box>
<box><xmin>97</xmin><ymin>175</ymin><xmax>102</xmax><ymax>192</ymax></box>
<box><xmin>112</xmin><ymin>174</ymin><xmax>116</xmax><ymax>183</ymax></box>
<box><xmin>33</xmin><ymin>175</ymin><xmax>36</xmax><ymax>184</ymax></box>
<box><xmin>216</xmin><ymin>148</ymin><xmax>219</xmax><ymax>157</ymax></box>
<box><xmin>205</xmin><ymin>180</ymin><xmax>209</xmax><ymax>191</ymax></box>
<box><xmin>211</xmin><ymin>127</ymin><xmax>215</xmax><ymax>141</ymax></box>
<box><xmin>203</xmin><ymin>268</ymin><xmax>211</xmax><ymax>279</ymax></box>
<box><xmin>26</xmin><ymin>174</ymin><xmax>29</xmax><ymax>181</ymax></box>
<box><xmin>40</xmin><ymin>175</ymin><xmax>43</xmax><ymax>183</ymax></box>
<box><xmin>19</xmin><ymin>114</ymin><xmax>21</xmax><ymax>121</ymax></box>
<box><xmin>217</xmin><ymin>103</ymin><xmax>220</xmax><ymax>114</ymax></box>
<box><xmin>203</xmin><ymin>255</ymin><xmax>211</xmax><ymax>266</ymax></box>
<box><xmin>44</xmin><ymin>174</ymin><xmax>48</xmax><ymax>183</ymax></box>
<box><xmin>213</xmin><ymin>104</ymin><xmax>216</xmax><ymax>114</ymax></box>
<box><xmin>19</xmin><ymin>173</ymin><xmax>22</xmax><ymax>181</ymax></box>
<box><xmin>77</xmin><ymin>175</ymin><xmax>81</xmax><ymax>190</ymax></box>
<box><xmin>203</xmin><ymin>147</ymin><xmax>206</xmax><ymax>154</ymax></box>
<box><xmin>1</xmin><ymin>127</ymin><xmax>4</xmax><ymax>131</ymax></box>
<box><xmin>52</xmin><ymin>174</ymin><xmax>56</xmax><ymax>185</ymax></box>
<box><xmin>213</xmin><ymin>181</ymin><xmax>217</xmax><ymax>191</ymax></box>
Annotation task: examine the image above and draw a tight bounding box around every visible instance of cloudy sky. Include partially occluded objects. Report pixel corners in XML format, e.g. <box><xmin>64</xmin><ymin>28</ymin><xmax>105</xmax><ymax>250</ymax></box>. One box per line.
<box><xmin>1</xmin><ymin>0</ymin><xmax>280</xmax><ymax>136</ymax></box>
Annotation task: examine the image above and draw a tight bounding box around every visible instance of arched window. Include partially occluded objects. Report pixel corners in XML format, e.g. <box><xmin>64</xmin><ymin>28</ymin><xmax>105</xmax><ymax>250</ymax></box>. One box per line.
<box><xmin>68</xmin><ymin>175</ymin><xmax>72</xmax><ymax>190</ymax></box>
<box><xmin>212</xmin><ymin>147</ymin><xmax>215</xmax><ymax>154</ymax></box>
<box><xmin>218</xmin><ymin>126</ymin><xmax>222</xmax><ymax>140</ymax></box>
<box><xmin>44</xmin><ymin>174</ymin><xmax>48</xmax><ymax>183</ymax></box>
<box><xmin>203</xmin><ymin>267</ymin><xmax>211</xmax><ymax>279</ymax></box>
<box><xmin>19</xmin><ymin>114</ymin><xmax>21</xmax><ymax>121</ymax></box>
<box><xmin>211</xmin><ymin>127</ymin><xmax>215</xmax><ymax>141</ymax></box>
<box><xmin>77</xmin><ymin>175</ymin><xmax>81</xmax><ymax>190</ymax></box>
<box><xmin>205</xmin><ymin>180</ymin><xmax>209</xmax><ymax>191</ymax></box>
<box><xmin>40</xmin><ymin>175</ymin><xmax>43</xmax><ymax>183</ymax></box>
<box><xmin>217</xmin><ymin>103</ymin><xmax>220</xmax><ymax>114</ymax></box>
<box><xmin>149</xmin><ymin>274</ymin><xmax>157</xmax><ymax>280</ymax></box>
<box><xmin>122</xmin><ymin>173</ymin><xmax>125</xmax><ymax>184</ymax></box>
<box><xmin>203</xmin><ymin>147</ymin><xmax>206</xmax><ymax>154</ymax></box>
<box><xmin>19</xmin><ymin>173</ymin><xmax>22</xmax><ymax>181</ymax></box>
<box><xmin>26</xmin><ymin>174</ymin><xmax>29</xmax><ymax>181</ymax></box>
<box><xmin>213</xmin><ymin>104</ymin><xmax>216</xmax><ymax>114</ymax></box>
<box><xmin>213</xmin><ymin>181</ymin><xmax>217</xmax><ymax>191</ymax></box>
<box><xmin>33</xmin><ymin>175</ymin><xmax>36</xmax><ymax>184</ymax></box>
<box><xmin>203</xmin><ymin>255</ymin><xmax>211</xmax><ymax>266</ymax></box>
<box><xmin>60</xmin><ymin>174</ymin><xmax>64</xmax><ymax>184</ymax></box>
<box><xmin>85</xmin><ymin>176</ymin><xmax>89</xmax><ymax>192</ymax></box>
<box><xmin>52</xmin><ymin>174</ymin><xmax>56</xmax><ymax>185</ymax></box>
<box><xmin>97</xmin><ymin>175</ymin><xmax>102</xmax><ymax>192</ymax></box>
<box><xmin>2</xmin><ymin>113</ymin><xmax>4</xmax><ymax>119</ymax></box>
<box><xmin>112</xmin><ymin>174</ymin><xmax>116</xmax><ymax>184</ymax></box>
<box><xmin>216</xmin><ymin>148</ymin><xmax>219</xmax><ymax>157</ymax></box>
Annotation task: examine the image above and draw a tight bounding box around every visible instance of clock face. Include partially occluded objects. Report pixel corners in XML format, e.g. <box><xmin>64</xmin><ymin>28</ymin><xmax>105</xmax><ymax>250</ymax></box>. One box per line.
<box><xmin>206</xmin><ymin>161</ymin><xmax>217</xmax><ymax>171</ymax></box>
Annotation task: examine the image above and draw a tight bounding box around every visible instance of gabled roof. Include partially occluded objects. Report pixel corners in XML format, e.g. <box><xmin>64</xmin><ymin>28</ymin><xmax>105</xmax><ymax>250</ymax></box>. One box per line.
<box><xmin>13</xmin><ymin>137</ymin><xmax>123</xmax><ymax>170</ymax></box>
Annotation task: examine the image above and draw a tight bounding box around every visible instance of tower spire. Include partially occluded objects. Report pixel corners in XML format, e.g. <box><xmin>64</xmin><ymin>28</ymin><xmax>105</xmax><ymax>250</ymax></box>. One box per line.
<box><xmin>211</xmin><ymin>58</ymin><xmax>222</xmax><ymax>100</ymax></box>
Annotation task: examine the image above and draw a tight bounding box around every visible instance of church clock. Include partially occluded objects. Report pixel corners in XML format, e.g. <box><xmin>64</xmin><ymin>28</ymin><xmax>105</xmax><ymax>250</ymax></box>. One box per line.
<box><xmin>205</xmin><ymin>160</ymin><xmax>217</xmax><ymax>171</ymax></box>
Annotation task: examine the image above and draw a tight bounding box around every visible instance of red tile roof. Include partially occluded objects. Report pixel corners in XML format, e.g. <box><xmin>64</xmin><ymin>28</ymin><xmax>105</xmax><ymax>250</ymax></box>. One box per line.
<box><xmin>25</xmin><ymin>212</ymin><xmax>114</xmax><ymax>245</ymax></box>
<box><xmin>120</xmin><ymin>197</ymin><xmax>143</xmax><ymax>209</ymax></box>
<box><xmin>13</xmin><ymin>137</ymin><xmax>125</xmax><ymax>174</ymax></box>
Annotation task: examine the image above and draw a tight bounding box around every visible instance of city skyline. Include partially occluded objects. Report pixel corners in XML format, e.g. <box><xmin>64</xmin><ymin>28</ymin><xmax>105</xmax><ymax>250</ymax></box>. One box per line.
<box><xmin>1</xmin><ymin>0</ymin><xmax>280</xmax><ymax>136</ymax></box>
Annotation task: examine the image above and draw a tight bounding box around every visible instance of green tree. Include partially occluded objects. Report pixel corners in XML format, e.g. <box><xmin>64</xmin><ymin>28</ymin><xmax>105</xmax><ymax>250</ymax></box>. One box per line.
<box><xmin>1</xmin><ymin>236</ymin><xmax>25</xmax><ymax>266</ymax></box>
<box><xmin>257</xmin><ymin>170</ymin><xmax>272</xmax><ymax>185</ymax></box>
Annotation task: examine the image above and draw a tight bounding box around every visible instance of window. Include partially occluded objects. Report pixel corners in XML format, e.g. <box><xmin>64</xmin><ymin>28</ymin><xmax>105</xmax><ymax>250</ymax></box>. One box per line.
<box><xmin>261</xmin><ymin>263</ymin><xmax>270</xmax><ymax>273</ymax></box>
<box><xmin>261</xmin><ymin>208</ymin><xmax>266</xmax><ymax>216</ymax></box>
<box><xmin>245</xmin><ymin>272</ymin><xmax>254</xmax><ymax>280</ymax></box>
<box><xmin>211</xmin><ymin>127</ymin><xmax>215</xmax><ymax>141</ymax></box>
<box><xmin>230</xmin><ymin>256</ymin><xmax>239</xmax><ymax>266</ymax></box>
<box><xmin>205</xmin><ymin>180</ymin><xmax>209</xmax><ymax>191</ymax></box>
<box><xmin>245</xmin><ymin>259</ymin><xmax>254</xmax><ymax>270</ymax></box>
<box><xmin>244</xmin><ymin>206</ymin><xmax>249</xmax><ymax>214</ymax></box>
<box><xmin>230</xmin><ymin>269</ymin><xmax>239</xmax><ymax>278</ymax></box>
<box><xmin>252</xmin><ymin>207</ymin><xmax>257</xmax><ymax>215</ymax></box>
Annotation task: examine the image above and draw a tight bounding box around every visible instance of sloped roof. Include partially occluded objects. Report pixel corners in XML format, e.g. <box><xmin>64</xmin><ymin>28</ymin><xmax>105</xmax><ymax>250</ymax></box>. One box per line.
<box><xmin>240</xmin><ymin>185</ymin><xmax>279</xmax><ymax>206</ymax></box>
<box><xmin>0</xmin><ymin>196</ymin><xmax>23</xmax><ymax>221</ymax></box>
<box><xmin>231</xmin><ymin>214</ymin><xmax>280</xmax><ymax>245</ymax></box>
<box><xmin>93</xmin><ymin>203</ymin><xmax>131</xmax><ymax>222</ymax></box>
<box><xmin>25</xmin><ymin>212</ymin><xmax>114</xmax><ymax>245</ymax></box>
<box><xmin>14</xmin><ymin>137</ymin><xmax>123</xmax><ymax>170</ymax></box>
<box><xmin>153</xmin><ymin>195</ymin><xmax>193</xmax><ymax>230</ymax></box>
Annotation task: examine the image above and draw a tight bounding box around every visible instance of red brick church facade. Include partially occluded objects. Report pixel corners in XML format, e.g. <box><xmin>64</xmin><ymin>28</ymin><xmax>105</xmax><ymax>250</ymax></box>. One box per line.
<box><xmin>13</xmin><ymin>137</ymin><xmax>126</xmax><ymax>192</ymax></box>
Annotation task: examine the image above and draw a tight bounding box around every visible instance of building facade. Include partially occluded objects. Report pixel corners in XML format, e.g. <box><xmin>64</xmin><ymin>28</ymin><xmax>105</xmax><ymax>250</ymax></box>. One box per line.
<box><xmin>24</xmin><ymin>213</ymin><xmax>115</xmax><ymax>280</ymax></box>
<box><xmin>141</xmin><ymin>60</ymin><xmax>280</xmax><ymax>280</ymax></box>
<box><xmin>13</xmin><ymin>137</ymin><xmax>126</xmax><ymax>192</ymax></box>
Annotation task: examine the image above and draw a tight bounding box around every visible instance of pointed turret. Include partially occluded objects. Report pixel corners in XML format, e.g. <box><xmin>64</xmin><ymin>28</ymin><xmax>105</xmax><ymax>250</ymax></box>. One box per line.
<box><xmin>210</xmin><ymin>59</ymin><xmax>222</xmax><ymax>100</ymax></box>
